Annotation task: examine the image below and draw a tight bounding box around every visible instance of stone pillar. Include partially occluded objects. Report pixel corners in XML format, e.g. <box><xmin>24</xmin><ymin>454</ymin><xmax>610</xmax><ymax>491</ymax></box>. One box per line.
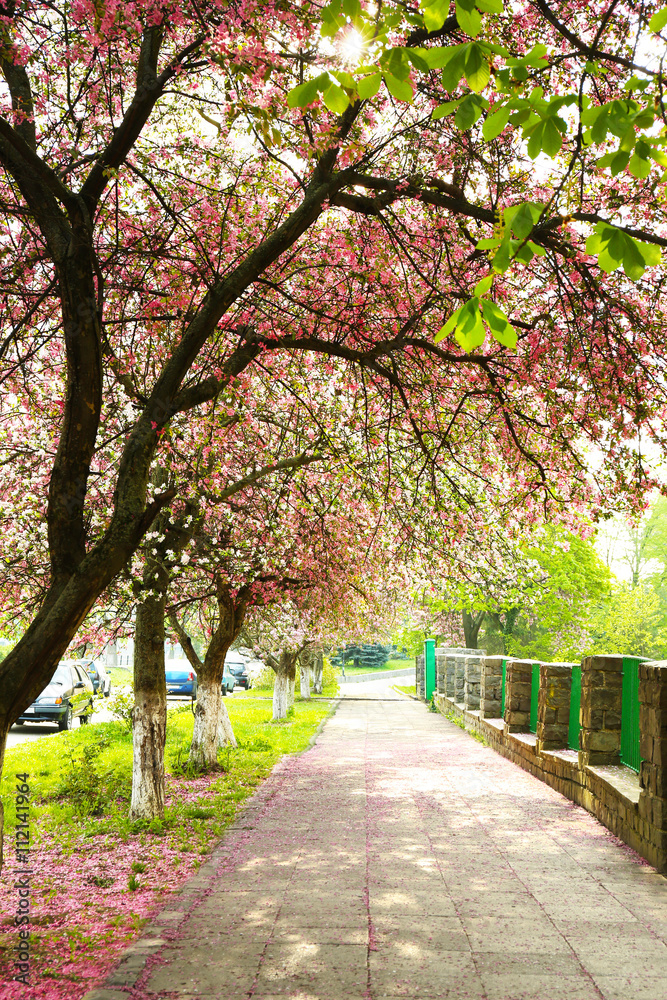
<box><xmin>480</xmin><ymin>656</ymin><xmax>504</xmax><ymax>718</ymax></box>
<box><xmin>537</xmin><ymin>662</ymin><xmax>573</xmax><ymax>752</ymax></box>
<box><xmin>504</xmin><ymin>658</ymin><xmax>533</xmax><ymax>732</ymax></box>
<box><xmin>416</xmin><ymin>653</ymin><xmax>425</xmax><ymax>701</ymax></box>
<box><xmin>579</xmin><ymin>654</ymin><xmax>623</xmax><ymax>766</ymax></box>
<box><xmin>445</xmin><ymin>654</ymin><xmax>457</xmax><ymax>698</ymax></box>
<box><xmin>454</xmin><ymin>655</ymin><xmax>466</xmax><ymax>705</ymax></box>
<box><xmin>436</xmin><ymin>650</ymin><xmax>447</xmax><ymax>695</ymax></box>
<box><xmin>464</xmin><ymin>653</ymin><xmax>483</xmax><ymax>711</ymax></box>
<box><xmin>638</xmin><ymin>661</ymin><xmax>667</xmax><ymax>871</ymax></box>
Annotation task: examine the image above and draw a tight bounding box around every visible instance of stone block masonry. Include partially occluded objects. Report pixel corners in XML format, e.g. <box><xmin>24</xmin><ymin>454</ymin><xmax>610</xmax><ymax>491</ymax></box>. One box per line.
<box><xmin>432</xmin><ymin>652</ymin><xmax>667</xmax><ymax>873</ymax></box>
<box><xmin>504</xmin><ymin>658</ymin><xmax>533</xmax><ymax>732</ymax></box>
<box><xmin>579</xmin><ymin>654</ymin><xmax>623</xmax><ymax>766</ymax></box>
<box><xmin>538</xmin><ymin>661</ymin><xmax>574</xmax><ymax>753</ymax></box>
<box><xmin>638</xmin><ymin>661</ymin><xmax>667</xmax><ymax>870</ymax></box>
<box><xmin>464</xmin><ymin>653</ymin><xmax>483</xmax><ymax>711</ymax></box>
<box><xmin>480</xmin><ymin>656</ymin><xmax>503</xmax><ymax>718</ymax></box>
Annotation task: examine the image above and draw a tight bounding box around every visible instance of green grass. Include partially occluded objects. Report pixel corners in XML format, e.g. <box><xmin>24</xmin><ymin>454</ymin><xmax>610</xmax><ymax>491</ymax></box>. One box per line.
<box><xmin>341</xmin><ymin>658</ymin><xmax>415</xmax><ymax>676</ymax></box>
<box><xmin>1</xmin><ymin>696</ymin><xmax>334</xmax><ymax>851</ymax></box>
<box><xmin>109</xmin><ymin>666</ymin><xmax>133</xmax><ymax>688</ymax></box>
<box><xmin>393</xmin><ymin>684</ymin><xmax>416</xmax><ymax>696</ymax></box>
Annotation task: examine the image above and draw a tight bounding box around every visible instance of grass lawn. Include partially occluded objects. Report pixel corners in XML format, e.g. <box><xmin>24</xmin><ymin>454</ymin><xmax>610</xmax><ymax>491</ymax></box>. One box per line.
<box><xmin>393</xmin><ymin>684</ymin><xmax>416</xmax><ymax>696</ymax></box>
<box><xmin>0</xmin><ymin>695</ymin><xmax>334</xmax><ymax>999</ymax></box>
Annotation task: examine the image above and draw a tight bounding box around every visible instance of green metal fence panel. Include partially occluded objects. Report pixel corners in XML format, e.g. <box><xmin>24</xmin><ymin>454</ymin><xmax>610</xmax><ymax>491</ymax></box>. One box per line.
<box><xmin>568</xmin><ymin>665</ymin><xmax>582</xmax><ymax>751</ymax></box>
<box><xmin>620</xmin><ymin>657</ymin><xmax>641</xmax><ymax>772</ymax></box>
<box><xmin>424</xmin><ymin>639</ymin><xmax>436</xmax><ymax>702</ymax></box>
<box><xmin>501</xmin><ymin>658</ymin><xmax>507</xmax><ymax>718</ymax></box>
<box><xmin>529</xmin><ymin>662</ymin><xmax>539</xmax><ymax>733</ymax></box>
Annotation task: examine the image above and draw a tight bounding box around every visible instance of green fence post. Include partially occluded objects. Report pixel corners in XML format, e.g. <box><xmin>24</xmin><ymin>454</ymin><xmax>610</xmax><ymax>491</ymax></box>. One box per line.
<box><xmin>424</xmin><ymin>639</ymin><xmax>436</xmax><ymax>702</ymax></box>
<box><xmin>621</xmin><ymin>656</ymin><xmax>641</xmax><ymax>772</ymax></box>
<box><xmin>529</xmin><ymin>662</ymin><xmax>539</xmax><ymax>734</ymax></box>
<box><xmin>568</xmin><ymin>664</ymin><xmax>582</xmax><ymax>751</ymax></box>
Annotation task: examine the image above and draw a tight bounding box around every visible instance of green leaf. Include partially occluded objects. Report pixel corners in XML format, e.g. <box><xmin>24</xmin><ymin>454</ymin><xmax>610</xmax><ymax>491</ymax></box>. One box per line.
<box><xmin>474</xmin><ymin>274</ymin><xmax>494</xmax><ymax>296</ymax></box>
<box><xmin>422</xmin><ymin>0</ymin><xmax>450</xmax><ymax>31</ymax></box>
<box><xmin>406</xmin><ymin>49</ymin><xmax>431</xmax><ymax>73</ymax></box>
<box><xmin>435</xmin><ymin>305</ymin><xmax>462</xmax><ymax>343</ymax></box>
<box><xmin>509</xmin><ymin>201</ymin><xmax>542</xmax><ymax>238</ymax></box>
<box><xmin>455</xmin><ymin>0</ymin><xmax>482</xmax><ymax>37</ymax></box>
<box><xmin>476</xmin><ymin>0</ymin><xmax>504</xmax><ymax>11</ymax></box>
<box><xmin>322</xmin><ymin>83</ymin><xmax>350</xmax><ymax>114</ymax></box>
<box><xmin>482</xmin><ymin>103</ymin><xmax>512</xmax><ymax>139</ymax></box>
<box><xmin>525</xmin><ymin>117</ymin><xmax>563</xmax><ymax>159</ymax></box>
<box><xmin>455</xmin><ymin>299</ymin><xmax>486</xmax><ymax>351</ymax></box>
<box><xmin>357</xmin><ymin>73</ymin><xmax>382</xmax><ymax>99</ymax></box>
<box><xmin>638</xmin><ymin>241</ymin><xmax>662</xmax><ymax>267</ymax></box>
<box><xmin>441</xmin><ymin>49</ymin><xmax>466</xmax><ymax>90</ymax></box>
<box><xmin>342</xmin><ymin>0</ymin><xmax>361</xmax><ymax>16</ymax></box>
<box><xmin>629</xmin><ymin>152</ymin><xmax>651</xmax><ymax>179</ymax></box>
<box><xmin>649</xmin><ymin>7</ymin><xmax>667</xmax><ymax>31</ymax></box>
<box><xmin>287</xmin><ymin>74</ymin><xmax>328</xmax><ymax>109</ymax></box>
<box><xmin>476</xmin><ymin>236</ymin><xmax>501</xmax><ymax>249</ymax></box>
<box><xmin>609</xmin><ymin>149</ymin><xmax>631</xmax><ymax>175</ymax></box>
<box><xmin>384</xmin><ymin>73</ymin><xmax>414</xmax><ymax>102</ymax></box>
<box><xmin>454</xmin><ymin>93</ymin><xmax>485</xmax><ymax>130</ymax></box>
<box><xmin>621</xmin><ymin>238</ymin><xmax>649</xmax><ymax>280</ymax></box>
<box><xmin>481</xmin><ymin>299</ymin><xmax>517</xmax><ymax>348</ymax></box>
<box><xmin>464</xmin><ymin>42</ymin><xmax>490</xmax><ymax>92</ymax></box>
<box><xmin>432</xmin><ymin>99</ymin><xmax>462</xmax><ymax>120</ymax></box>
<box><xmin>383</xmin><ymin>47</ymin><xmax>411</xmax><ymax>81</ymax></box>
<box><xmin>491</xmin><ymin>241</ymin><xmax>511</xmax><ymax>273</ymax></box>
<box><xmin>418</xmin><ymin>44</ymin><xmax>465</xmax><ymax>70</ymax></box>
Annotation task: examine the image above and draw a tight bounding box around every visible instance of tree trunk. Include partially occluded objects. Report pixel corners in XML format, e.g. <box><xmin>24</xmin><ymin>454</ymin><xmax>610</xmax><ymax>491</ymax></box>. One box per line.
<box><xmin>271</xmin><ymin>651</ymin><xmax>298</xmax><ymax>720</ymax></box>
<box><xmin>189</xmin><ymin>668</ymin><xmax>237</xmax><ymax>769</ymax></box>
<box><xmin>501</xmin><ymin>607</ymin><xmax>520</xmax><ymax>656</ymax></box>
<box><xmin>130</xmin><ymin>593</ymin><xmax>167</xmax><ymax>820</ymax></box>
<box><xmin>288</xmin><ymin>663</ymin><xmax>296</xmax><ymax>707</ymax></box>
<box><xmin>312</xmin><ymin>652</ymin><xmax>323</xmax><ymax>694</ymax></box>
<box><xmin>300</xmin><ymin>652</ymin><xmax>311</xmax><ymax>700</ymax></box>
<box><xmin>462</xmin><ymin>610</ymin><xmax>484</xmax><ymax>649</ymax></box>
<box><xmin>171</xmin><ymin>585</ymin><xmax>247</xmax><ymax>769</ymax></box>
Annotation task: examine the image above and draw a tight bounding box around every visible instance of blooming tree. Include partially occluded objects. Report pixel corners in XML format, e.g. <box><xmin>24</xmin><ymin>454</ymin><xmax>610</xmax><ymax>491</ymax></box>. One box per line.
<box><xmin>1</xmin><ymin>0</ymin><xmax>667</xmax><ymax>857</ymax></box>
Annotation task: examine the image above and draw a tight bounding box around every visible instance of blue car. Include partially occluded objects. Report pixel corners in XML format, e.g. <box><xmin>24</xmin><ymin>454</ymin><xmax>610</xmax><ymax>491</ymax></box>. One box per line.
<box><xmin>165</xmin><ymin>663</ymin><xmax>198</xmax><ymax>698</ymax></box>
<box><xmin>221</xmin><ymin>667</ymin><xmax>235</xmax><ymax>696</ymax></box>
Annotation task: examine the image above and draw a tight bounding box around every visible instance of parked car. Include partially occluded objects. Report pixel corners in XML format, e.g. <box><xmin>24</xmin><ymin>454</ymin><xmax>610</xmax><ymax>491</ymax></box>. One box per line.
<box><xmin>16</xmin><ymin>661</ymin><xmax>95</xmax><ymax>731</ymax></box>
<box><xmin>79</xmin><ymin>659</ymin><xmax>103</xmax><ymax>694</ymax></box>
<box><xmin>226</xmin><ymin>655</ymin><xmax>252</xmax><ymax>690</ymax></box>
<box><xmin>165</xmin><ymin>661</ymin><xmax>198</xmax><ymax>698</ymax></box>
<box><xmin>221</xmin><ymin>666</ymin><xmax>235</xmax><ymax>695</ymax></box>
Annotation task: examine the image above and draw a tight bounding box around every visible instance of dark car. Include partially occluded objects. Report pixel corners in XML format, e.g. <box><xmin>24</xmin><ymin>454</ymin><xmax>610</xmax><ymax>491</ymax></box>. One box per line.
<box><xmin>17</xmin><ymin>661</ymin><xmax>95</xmax><ymax>731</ymax></box>
<box><xmin>226</xmin><ymin>657</ymin><xmax>252</xmax><ymax>690</ymax></box>
<box><xmin>165</xmin><ymin>662</ymin><xmax>198</xmax><ymax>698</ymax></box>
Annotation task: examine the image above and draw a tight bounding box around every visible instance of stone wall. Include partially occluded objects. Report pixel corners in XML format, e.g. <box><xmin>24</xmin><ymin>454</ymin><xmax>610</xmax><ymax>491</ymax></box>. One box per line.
<box><xmin>480</xmin><ymin>656</ymin><xmax>503</xmax><ymax>719</ymax></box>
<box><xmin>464</xmin><ymin>653</ymin><xmax>483</xmax><ymax>711</ymax></box>
<box><xmin>504</xmin><ymin>658</ymin><xmax>533</xmax><ymax>732</ymax></box>
<box><xmin>416</xmin><ymin>653</ymin><xmax>425</xmax><ymax>701</ymax></box>
<box><xmin>430</xmin><ymin>653</ymin><xmax>667</xmax><ymax>873</ymax></box>
<box><xmin>580</xmin><ymin>654</ymin><xmax>623</xmax><ymax>766</ymax></box>
<box><xmin>538</xmin><ymin>662</ymin><xmax>574</xmax><ymax>753</ymax></box>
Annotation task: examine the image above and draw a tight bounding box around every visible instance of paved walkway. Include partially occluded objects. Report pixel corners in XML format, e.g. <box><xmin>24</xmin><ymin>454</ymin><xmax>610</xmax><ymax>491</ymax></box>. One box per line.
<box><xmin>107</xmin><ymin>681</ymin><xmax>667</xmax><ymax>999</ymax></box>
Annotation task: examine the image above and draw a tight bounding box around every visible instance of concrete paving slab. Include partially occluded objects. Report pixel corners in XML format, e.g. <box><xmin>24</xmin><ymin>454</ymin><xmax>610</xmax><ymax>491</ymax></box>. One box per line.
<box><xmin>90</xmin><ymin>678</ymin><xmax>667</xmax><ymax>1000</ymax></box>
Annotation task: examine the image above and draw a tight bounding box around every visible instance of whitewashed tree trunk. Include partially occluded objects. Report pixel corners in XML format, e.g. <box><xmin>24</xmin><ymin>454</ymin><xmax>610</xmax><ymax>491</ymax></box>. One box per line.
<box><xmin>218</xmin><ymin>699</ymin><xmax>237</xmax><ymax>748</ymax></box>
<box><xmin>130</xmin><ymin>594</ymin><xmax>167</xmax><ymax>820</ymax></box>
<box><xmin>300</xmin><ymin>660</ymin><xmax>311</xmax><ymax>700</ymax></box>
<box><xmin>130</xmin><ymin>694</ymin><xmax>166</xmax><ymax>819</ymax></box>
<box><xmin>273</xmin><ymin>669</ymin><xmax>289</xmax><ymax>720</ymax></box>
<box><xmin>313</xmin><ymin>652</ymin><xmax>323</xmax><ymax>694</ymax></box>
<box><xmin>288</xmin><ymin>670</ymin><xmax>296</xmax><ymax>708</ymax></box>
